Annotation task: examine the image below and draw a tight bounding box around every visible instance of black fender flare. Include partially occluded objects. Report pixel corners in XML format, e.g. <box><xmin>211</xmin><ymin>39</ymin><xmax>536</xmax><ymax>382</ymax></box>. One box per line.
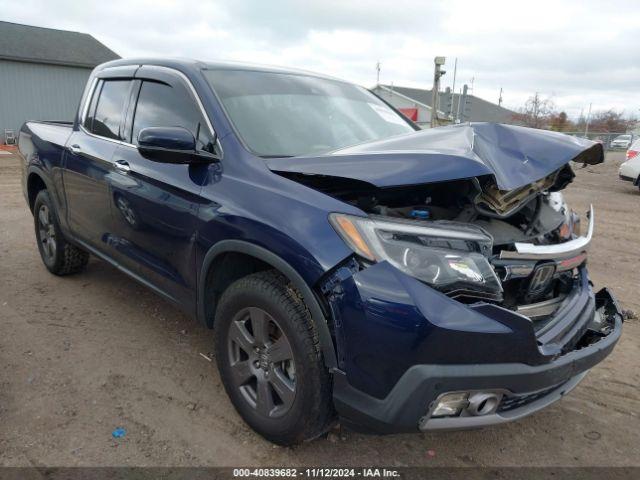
<box><xmin>26</xmin><ymin>166</ymin><xmax>53</xmax><ymax>204</ymax></box>
<box><xmin>197</xmin><ymin>239</ymin><xmax>338</xmax><ymax>370</ymax></box>
<box><xmin>26</xmin><ymin>166</ymin><xmax>71</xmax><ymax>234</ymax></box>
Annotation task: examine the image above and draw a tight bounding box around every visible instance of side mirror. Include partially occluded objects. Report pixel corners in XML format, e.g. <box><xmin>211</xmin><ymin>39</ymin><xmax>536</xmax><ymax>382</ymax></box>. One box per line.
<box><xmin>137</xmin><ymin>127</ymin><xmax>217</xmax><ymax>164</ymax></box>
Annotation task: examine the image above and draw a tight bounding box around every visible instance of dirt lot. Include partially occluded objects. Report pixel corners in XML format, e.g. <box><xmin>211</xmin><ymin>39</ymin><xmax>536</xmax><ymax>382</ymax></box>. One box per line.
<box><xmin>0</xmin><ymin>151</ymin><xmax>638</xmax><ymax>467</ymax></box>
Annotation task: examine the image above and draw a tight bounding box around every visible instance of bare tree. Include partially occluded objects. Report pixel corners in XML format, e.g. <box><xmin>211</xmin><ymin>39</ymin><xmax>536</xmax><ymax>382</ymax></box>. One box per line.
<box><xmin>578</xmin><ymin>109</ymin><xmax>635</xmax><ymax>133</ymax></box>
<box><xmin>512</xmin><ymin>93</ymin><xmax>556</xmax><ymax>129</ymax></box>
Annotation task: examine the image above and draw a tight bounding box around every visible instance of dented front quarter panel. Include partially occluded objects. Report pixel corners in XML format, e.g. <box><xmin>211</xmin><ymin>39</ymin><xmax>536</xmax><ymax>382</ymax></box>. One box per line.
<box><xmin>323</xmin><ymin>252</ymin><xmax>624</xmax><ymax>402</ymax></box>
<box><xmin>324</xmin><ymin>260</ymin><xmax>548</xmax><ymax>399</ymax></box>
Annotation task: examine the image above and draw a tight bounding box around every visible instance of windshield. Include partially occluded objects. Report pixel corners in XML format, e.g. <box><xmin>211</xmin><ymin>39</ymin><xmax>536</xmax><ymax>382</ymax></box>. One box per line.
<box><xmin>203</xmin><ymin>69</ymin><xmax>415</xmax><ymax>157</ymax></box>
<box><xmin>617</xmin><ymin>135</ymin><xmax>631</xmax><ymax>140</ymax></box>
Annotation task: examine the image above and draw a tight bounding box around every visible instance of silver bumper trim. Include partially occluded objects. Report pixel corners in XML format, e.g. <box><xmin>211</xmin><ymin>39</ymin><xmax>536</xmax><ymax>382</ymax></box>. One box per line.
<box><xmin>516</xmin><ymin>295</ymin><xmax>567</xmax><ymax>320</ymax></box>
<box><xmin>419</xmin><ymin>371</ymin><xmax>587</xmax><ymax>431</ymax></box>
<box><xmin>499</xmin><ymin>205</ymin><xmax>594</xmax><ymax>260</ymax></box>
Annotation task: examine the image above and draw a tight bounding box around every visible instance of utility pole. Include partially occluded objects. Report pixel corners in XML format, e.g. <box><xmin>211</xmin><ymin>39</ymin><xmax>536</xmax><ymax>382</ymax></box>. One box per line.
<box><xmin>460</xmin><ymin>84</ymin><xmax>470</xmax><ymax>122</ymax></box>
<box><xmin>431</xmin><ymin>56</ymin><xmax>446</xmax><ymax>128</ymax></box>
<box><xmin>498</xmin><ymin>87</ymin><xmax>503</xmax><ymax>107</ymax></box>
<box><xmin>450</xmin><ymin>58</ymin><xmax>457</xmax><ymax>120</ymax></box>
<box><xmin>584</xmin><ymin>102</ymin><xmax>592</xmax><ymax>137</ymax></box>
<box><xmin>444</xmin><ymin>87</ymin><xmax>453</xmax><ymax>118</ymax></box>
<box><xmin>376</xmin><ymin>61</ymin><xmax>381</xmax><ymax>85</ymax></box>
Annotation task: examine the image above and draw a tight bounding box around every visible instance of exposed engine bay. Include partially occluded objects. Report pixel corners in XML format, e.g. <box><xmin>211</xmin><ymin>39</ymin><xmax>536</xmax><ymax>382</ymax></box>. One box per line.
<box><xmin>338</xmin><ymin>164</ymin><xmax>576</xmax><ymax>243</ymax></box>
<box><xmin>279</xmin><ymin>163</ymin><xmax>588</xmax><ymax>331</ymax></box>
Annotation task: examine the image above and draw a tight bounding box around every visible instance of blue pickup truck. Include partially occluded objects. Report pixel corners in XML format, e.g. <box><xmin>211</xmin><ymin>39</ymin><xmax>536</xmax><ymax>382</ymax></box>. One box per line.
<box><xmin>18</xmin><ymin>58</ymin><xmax>622</xmax><ymax>445</ymax></box>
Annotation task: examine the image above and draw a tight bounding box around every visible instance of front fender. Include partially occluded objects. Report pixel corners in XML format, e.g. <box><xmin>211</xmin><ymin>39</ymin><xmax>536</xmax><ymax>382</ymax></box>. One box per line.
<box><xmin>197</xmin><ymin>239</ymin><xmax>339</xmax><ymax>370</ymax></box>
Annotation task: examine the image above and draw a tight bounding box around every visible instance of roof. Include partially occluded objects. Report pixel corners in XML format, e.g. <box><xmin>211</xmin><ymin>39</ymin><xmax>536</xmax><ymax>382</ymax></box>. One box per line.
<box><xmin>98</xmin><ymin>57</ymin><xmax>350</xmax><ymax>83</ymax></box>
<box><xmin>0</xmin><ymin>21</ymin><xmax>120</xmax><ymax>68</ymax></box>
<box><xmin>373</xmin><ymin>85</ymin><xmax>446</xmax><ymax>117</ymax></box>
<box><xmin>375</xmin><ymin>84</ymin><xmax>517</xmax><ymax>124</ymax></box>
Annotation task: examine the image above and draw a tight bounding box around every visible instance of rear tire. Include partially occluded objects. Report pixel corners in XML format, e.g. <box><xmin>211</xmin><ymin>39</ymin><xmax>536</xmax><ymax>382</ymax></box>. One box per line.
<box><xmin>33</xmin><ymin>190</ymin><xmax>89</xmax><ymax>275</ymax></box>
<box><xmin>214</xmin><ymin>270</ymin><xmax>334</xmax><ymax>445</ymax></box>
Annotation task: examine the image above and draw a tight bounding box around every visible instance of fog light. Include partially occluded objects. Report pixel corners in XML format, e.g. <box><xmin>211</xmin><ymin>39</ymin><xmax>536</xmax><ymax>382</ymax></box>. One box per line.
<box><xmin>431</xmin><ymin>392</ymin><xmax>469</xmax><ymax>417</ymax></box>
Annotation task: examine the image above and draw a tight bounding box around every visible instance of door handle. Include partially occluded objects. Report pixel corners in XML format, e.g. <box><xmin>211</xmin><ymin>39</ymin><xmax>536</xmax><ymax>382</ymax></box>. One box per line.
<box><xmin>68</xmin><ymin>144</ymin><xmax>82</xmax><ymax>154</ymax></box>
<box><xmin>114</xmin><ymin>159</ymin><xmax>131</xmax><ymax>173</ymax></box>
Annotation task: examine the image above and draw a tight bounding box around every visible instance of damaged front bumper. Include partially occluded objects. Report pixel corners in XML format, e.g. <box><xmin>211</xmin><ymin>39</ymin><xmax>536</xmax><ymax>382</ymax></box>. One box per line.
<box><xmin>328</xmin><ymin>258</ymin><xmax>623</xmax><ymax>434</ymax></box>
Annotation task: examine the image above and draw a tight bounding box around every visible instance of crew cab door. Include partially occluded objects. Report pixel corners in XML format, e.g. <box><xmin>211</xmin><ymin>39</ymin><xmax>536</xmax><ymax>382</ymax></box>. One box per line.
<box><xmin>107</xmin><ymin>66</ymin><xmax>217</xmax><ymax>308</ymax></box>
<box><xmin>63</xmin><ymin>73</ymin><xmax>136</xmax><ymax>248</ymax></box>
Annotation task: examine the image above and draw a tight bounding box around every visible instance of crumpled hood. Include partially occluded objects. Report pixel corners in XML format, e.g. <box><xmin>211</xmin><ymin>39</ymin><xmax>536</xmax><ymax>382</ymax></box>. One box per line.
<box><xmin>266</xmin><ymin>123</ymin><xmax>603</xmax><ymax>191</ymax></box>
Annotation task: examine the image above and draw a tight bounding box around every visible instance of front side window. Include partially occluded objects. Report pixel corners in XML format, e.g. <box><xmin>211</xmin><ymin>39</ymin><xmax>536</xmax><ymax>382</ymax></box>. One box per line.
<box><xmin>132</xmin><ymin>81</ymin><xmax>215</xmax><ymax>153</ymax></box>
<box><xmin>203</xmin><ymin>69</ymin><xmax>415</xmax><ymax>157</ymax></box>
<box><xmin>91</xmin><ymin>80</ymin><xmax>131</xmax><ymax>140</ymax></box>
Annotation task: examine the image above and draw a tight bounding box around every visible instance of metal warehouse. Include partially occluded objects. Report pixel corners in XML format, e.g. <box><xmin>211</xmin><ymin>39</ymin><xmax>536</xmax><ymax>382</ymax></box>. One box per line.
<box><xmin>0</xmin><ymin>21</ymin><xmax>119</xmax><ymax>143</ymax></box>
<box><xmin>372</xmin><ymin>84</ymin><xmax>517</xmax><ymax>127</ymax></box>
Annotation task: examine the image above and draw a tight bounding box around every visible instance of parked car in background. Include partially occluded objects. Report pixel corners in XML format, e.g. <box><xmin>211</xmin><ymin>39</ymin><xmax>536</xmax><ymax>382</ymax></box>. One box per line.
<box><xmin>610</xmin><ymin>134</ymin><xmax>633</xmax><ymax>149</ymax></box>
<box><xmin>18</xmin><ymin>58</ymin><xmax>623</xmax><ymax>445</ymax></box>
<box><xmin>619</xmin><ymin>138</ymin><xmax>640</xmax><ymax>190</ymax></box>
<box><xmin>625</xmin><ymin>138</ymin><xmax>639</xmax><ymax>161</ymax></box>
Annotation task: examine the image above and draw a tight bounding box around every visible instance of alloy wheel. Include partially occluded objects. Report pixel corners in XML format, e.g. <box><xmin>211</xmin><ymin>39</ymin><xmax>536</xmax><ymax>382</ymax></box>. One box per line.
<box><xmin>37</xmin><ymin>204</ymin><xmax>57</xmax><ymax>260</ymax></box>
<box><xmin>227</xmin><ymin>307</ymin><xmax>296</xmax><ymax>418</ymax></box>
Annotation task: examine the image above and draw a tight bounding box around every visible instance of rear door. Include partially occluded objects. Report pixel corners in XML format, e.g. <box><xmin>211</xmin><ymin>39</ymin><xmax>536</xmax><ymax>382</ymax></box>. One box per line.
<box><xmin>63</xmin><ymin>69</ymin><xmax>136</xmax><ymax>249</ymax></box>
<box><xmin>108</xmin><ymin>66</ymin><xmax>217</xmax><ymax>308</ymax></box>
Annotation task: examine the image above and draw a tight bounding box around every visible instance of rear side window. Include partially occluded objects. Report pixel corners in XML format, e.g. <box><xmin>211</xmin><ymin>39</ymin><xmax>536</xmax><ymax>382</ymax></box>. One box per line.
<box><xmin>90</xmin><ymin>80</ymin><xmax>131</xmax><ymax>140</ymax></box>
<box><xmin>132</xmin><ymin>81</ymin><xmax>215</xmax><ymax>153</ymax></box>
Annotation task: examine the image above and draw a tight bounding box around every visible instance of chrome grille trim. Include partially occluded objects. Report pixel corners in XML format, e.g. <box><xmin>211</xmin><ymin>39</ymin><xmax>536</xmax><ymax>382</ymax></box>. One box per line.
<box><xmin>499</xmin><ymin>205</ymin><xmax>593</xmax><ymax>260</ymax></box>
<box><xmin>516</xmin><ymin>295</ymin><xmax>567</xmax><ymax>320</ymax></box>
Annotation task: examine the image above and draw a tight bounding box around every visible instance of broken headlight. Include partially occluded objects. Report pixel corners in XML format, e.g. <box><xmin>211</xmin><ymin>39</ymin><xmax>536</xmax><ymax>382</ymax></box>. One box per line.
<box><xmin>329</xmin><ymin>213</ymin><xmax>502</xmax><ymax>298</ymax></box>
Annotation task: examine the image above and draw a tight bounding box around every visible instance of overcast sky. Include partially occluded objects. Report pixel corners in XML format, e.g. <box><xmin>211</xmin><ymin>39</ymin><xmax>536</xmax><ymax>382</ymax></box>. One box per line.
<box><xmin>2</xmin><ymin>0</ymin><xmax>639</xmax><ymax>119</ymax></box>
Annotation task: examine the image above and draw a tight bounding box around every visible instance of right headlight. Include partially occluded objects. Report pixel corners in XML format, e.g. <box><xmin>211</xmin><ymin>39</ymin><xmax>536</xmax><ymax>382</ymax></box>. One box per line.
<box><xmin>329</xmin><ymin>213</ymin><xmax>502</xmax><ymax>298</ymax></box>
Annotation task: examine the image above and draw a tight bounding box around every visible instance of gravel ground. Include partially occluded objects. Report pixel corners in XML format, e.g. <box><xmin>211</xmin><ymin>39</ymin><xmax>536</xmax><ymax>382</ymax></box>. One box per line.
<box><xmin>0</xmin><ymin>151</ymin><xmax>638</xmax><ymax>467</ymax></box>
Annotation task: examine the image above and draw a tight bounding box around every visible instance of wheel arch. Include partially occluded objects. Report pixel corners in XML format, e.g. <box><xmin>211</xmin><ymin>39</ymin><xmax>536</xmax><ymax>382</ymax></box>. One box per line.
<box><xmin>26</xmin><ymin>171</ymin><xmax>48</xmax><ymax>213</ymax></box>
<box><xmin>198</xmin><ymin>240</ymin><xmax>338</xmax><ymax>370</ymax></box>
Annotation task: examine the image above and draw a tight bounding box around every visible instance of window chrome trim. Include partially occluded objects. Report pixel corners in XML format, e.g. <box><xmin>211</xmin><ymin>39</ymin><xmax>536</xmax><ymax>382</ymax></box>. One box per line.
<box><xmin>499</xmin><ymin>205</ymin><xmax>594</xmax><ymax>260</ymax></box>
<box><xmin>78</xmin><ymin>124</ymin><xmax>137</xmax><ymax>149</ymax></box>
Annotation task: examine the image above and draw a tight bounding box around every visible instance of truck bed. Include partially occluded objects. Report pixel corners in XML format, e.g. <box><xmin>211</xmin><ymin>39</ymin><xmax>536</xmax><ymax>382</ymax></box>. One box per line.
<box><xmin>19</xmin><ymin>120</ymin><xmax>73</xmax><ymax>161</ymax></box>
<box><xmin>21</xmin><ymin>120</ymin><xmax>73</xmax><ymax>149</ymax></box>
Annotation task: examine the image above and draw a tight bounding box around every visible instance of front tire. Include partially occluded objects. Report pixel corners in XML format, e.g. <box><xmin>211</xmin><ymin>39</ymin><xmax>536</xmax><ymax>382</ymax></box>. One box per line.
<box><xmin>214</xmin><ymin>270</ymin><xmax>334</xmax><ymax>445</ymax></box>
<box><xmin>33</xmin><ymin>190</ymin><xmax>89</xmax><ymax>275</ymax></box>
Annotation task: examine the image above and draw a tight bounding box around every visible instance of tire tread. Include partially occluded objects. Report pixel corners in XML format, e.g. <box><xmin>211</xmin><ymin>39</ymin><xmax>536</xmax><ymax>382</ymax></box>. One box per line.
<box><xmin>215</xmin><ymin>270</ymin><xmax>335</xmax><ymax>444</ymax></box>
